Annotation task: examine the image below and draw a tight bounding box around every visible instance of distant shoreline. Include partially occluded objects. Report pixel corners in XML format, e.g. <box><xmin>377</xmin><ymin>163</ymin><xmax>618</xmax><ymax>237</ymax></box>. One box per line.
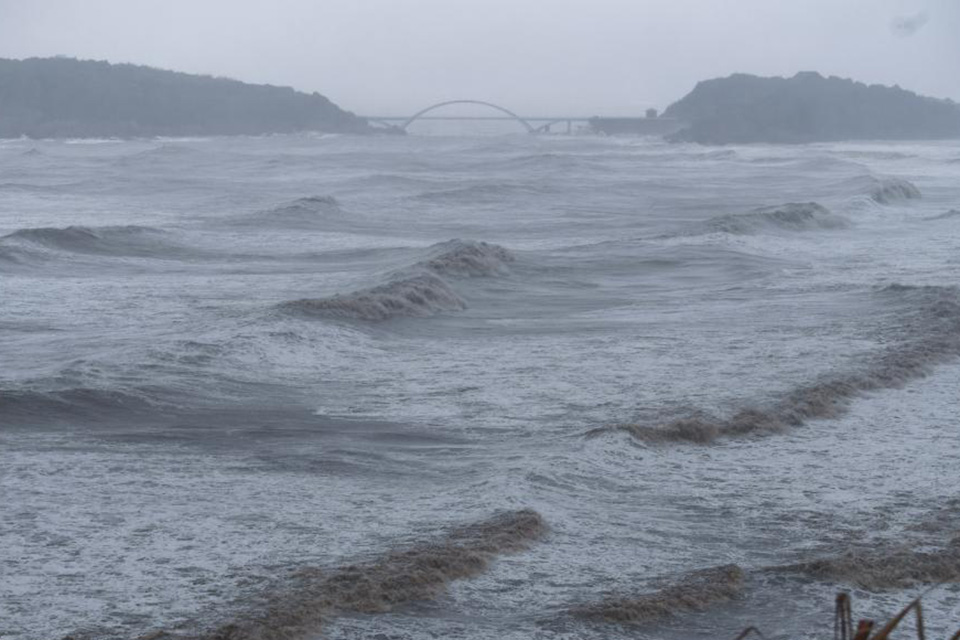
<box><xmin>663</xmin><ymin>71</ymin><xmax>960</xmax><ymax>145</ymax></box>
<box><xmin>0</xmin><ymin>57</ymin><xmax>373</xmax><ymax>139</ymax></box>
<box><xmin>4</xmin><ymin>60</ymin><xmax>959</xmax><ymax>144</ymax></box>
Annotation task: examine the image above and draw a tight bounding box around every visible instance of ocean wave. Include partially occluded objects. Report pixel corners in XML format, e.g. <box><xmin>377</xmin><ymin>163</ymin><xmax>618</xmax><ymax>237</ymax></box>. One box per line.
<box><xmin>62</xmin><ymin>138</ymin><xmax>122</xmax><ymax>145</ymax></box>
<box><xmin>230</xmin><ymin>195</ymin><xmax>344</xmax><ymax>228</ymax></box>
<box><xmin>413</xmin><ymin>182</ymin><xmax>549</xmax><ymax>203</ymax></box>
<box><xmin>0</xmin><ymin>181</ymin><xmax>61</xmax><ymax>193</ymax></box>
<box><xmin>765</xmin><ymin>500</ymin><xmax>960</xmax><ymax>590</ymax></box>
<box><xmin>416</xmin><ymin>239</ymin><xmax>515</xmax><ymax>277</ymax></box>
<box><xmin>0</xmin><ymin>225</ymin><xmax>172</xmax><ymax>261</ymax></box>
<box><xmin>571</xmin><ymin>564</ymin><xmax>744</xmax><ymax>624</ymax></box>
<box><xmin>691</xmin><ymin>148</ymin><xmax>739</xmax><ymax>161</ymax></box>
<box><xmin>189</xmin><ymin>509</ymin><xmax>545</xmax><ymax>640</ymax></box>
<box><xmin>341</xmin><ymin>173</ymin><xmax>442</xmax><ymax>192</ymax></box>
<box><xmin>142</xmin><ymin>143</ymin><xmax>198</xmax><ymax>155</ymax></box>
<box><xmin>280</xmin><ymin>273</ymin><xmax>467</xmax><ymax>322</ymax></box>
<box><xmin>870</xmin><ymin>177</ymin><xmax>922</xmax><ymax>203</ymax></box>
<box><xmin>698</xmin><ymin>202</ymin><xmax>849</xmax><ymax>235</ymax></box>
<box><xmin>776</xmin><ymin>543</ymin><xmax>960</xmax><ymax>591</ymax></box>
<box><xmin>828</xmin><ymin>175</ymin><xmax>923</xmax><ymax>204</ymax></box>
<box><xmin>488</xmin><ymin>152</ymin><xmax>604</xmax><ymax>173</ymax></box>
<box><xmin>840</xmin><ymin>150</ymin><xmax>916</xmax><ymax>161</ymax></box>
<box><xmin>0</xmin><ymin>386</ymin><xmax>156</xmax><ymax>424</ymax></box>
<box><xmin>589</xmin><ymin>284</ymin><xmax>960</xmax><ymax>444</ymax></box>
<box><xmin>745</xmin><ymin>155</ymin><xmax>804</xmax><ymax>165</ymax></box>
<box><xmin>120</xmin><ymin>144</ymin><xmax>203</xmax><ymax>162</ymax></box>
<box><xmin>924</xmin><ymin>209</ymin><xmax>960</xmax><ymax>222</ymax></box>
<box><xmin>279</xmin><ymin>239</ymin><xmax>513</xmax><ymax>321</ymax></box>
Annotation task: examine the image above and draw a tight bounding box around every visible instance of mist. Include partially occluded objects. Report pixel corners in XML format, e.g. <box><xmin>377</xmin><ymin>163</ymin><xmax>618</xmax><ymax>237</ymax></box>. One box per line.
<box><xmin>0</xmin><ymin>0</ymin><xmax>957</xmax><ymax>115</ymax></box>
<box><xmin>5</xmin><ymin>2</ymin><xmax>960</xmax><ymax>639</ymax></box>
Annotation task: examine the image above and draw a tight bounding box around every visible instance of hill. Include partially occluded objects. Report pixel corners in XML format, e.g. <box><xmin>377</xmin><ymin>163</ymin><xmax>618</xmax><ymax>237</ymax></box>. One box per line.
<box><xmin>663</xmin><ymin>72</ymin><xmax>960</xmax><ymax>145</ymax></box>
<box><xmin>0</xmin><ymin>57</ymin><xmax>372</xmax><ymax>138</ymax></box>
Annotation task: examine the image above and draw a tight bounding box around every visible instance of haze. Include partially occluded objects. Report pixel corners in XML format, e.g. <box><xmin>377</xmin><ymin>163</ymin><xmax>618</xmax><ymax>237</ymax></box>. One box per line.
<box><xmin>0</xmin><ymin>0</ymin><xmax>957</xmax><ymax>117</ymax></box>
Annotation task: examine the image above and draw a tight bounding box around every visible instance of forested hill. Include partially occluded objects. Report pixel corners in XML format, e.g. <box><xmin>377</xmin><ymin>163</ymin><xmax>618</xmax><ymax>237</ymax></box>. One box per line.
<box><xmin>0</xmin><ymin>57</ymin><xmax>372</xmax><ymax>138</ymax></box>
<box><xmin>664</xmin><ymin>72</ymin><xmax>960</xmax><ymax>145</ymax></box>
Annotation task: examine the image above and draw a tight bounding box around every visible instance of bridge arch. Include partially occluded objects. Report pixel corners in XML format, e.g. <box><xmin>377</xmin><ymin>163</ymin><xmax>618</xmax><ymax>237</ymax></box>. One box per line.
<box><xmin>401</xmin><ymin>100</ymin><xmax>536</xmax><ymax>134</ymax></box>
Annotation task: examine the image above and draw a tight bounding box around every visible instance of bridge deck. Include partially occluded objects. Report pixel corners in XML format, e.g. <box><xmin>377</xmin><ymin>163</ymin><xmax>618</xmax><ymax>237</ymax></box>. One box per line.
<box><xmin>361</xmin><ymin>100</ymin><xmax>678</xmax><ymax>135</ymax></box>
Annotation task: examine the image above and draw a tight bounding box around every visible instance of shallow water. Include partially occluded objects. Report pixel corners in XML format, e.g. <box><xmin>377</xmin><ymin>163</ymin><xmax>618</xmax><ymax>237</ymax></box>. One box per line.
<box><xmin>2</xmin><ymin>134</ymin><xmax>960</xmax><ymax>639</ymax></box>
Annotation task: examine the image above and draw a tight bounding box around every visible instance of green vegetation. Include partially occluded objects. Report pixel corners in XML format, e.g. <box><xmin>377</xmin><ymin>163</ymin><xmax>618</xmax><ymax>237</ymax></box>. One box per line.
<box><xmin>0</xmin><ymin>57</ymin><xmax>371</xmax><ymax>138</ymax></box>
<box><xmin>664</xmin><ymin>72</ymin><xmax>960</xmax><ymax>144</ymax></box>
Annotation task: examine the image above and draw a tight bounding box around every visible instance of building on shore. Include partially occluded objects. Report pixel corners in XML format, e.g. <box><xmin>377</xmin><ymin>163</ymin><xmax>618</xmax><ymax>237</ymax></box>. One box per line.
<box><xmin>588</xmin><ymin>112</ymin><xmax>685</xmax><ymax>136</ymax></box>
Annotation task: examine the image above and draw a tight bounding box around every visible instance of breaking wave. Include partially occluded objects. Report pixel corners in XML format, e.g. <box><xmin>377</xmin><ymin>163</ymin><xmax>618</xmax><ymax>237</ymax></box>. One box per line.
<box><xmin>280</xmin><ymin>273</ymin><xmax>467</xmax><ymax>322</ymax></box>
<box><xmin>415</xmin><ymin>239</ymin><xmax>515</xmax><ymax>277</ymax></box>
<box><xmin>777</xmin><ymin>543</ymin><xmax>960</xmax><ymax>591</ymax></box>
<box><xmin>589</xmin><ymin>284</ymin><xmax>960</xmax><ymax>444</ymax></box>
<box><xmin>697</xmin><ymin>202</ymin><xmax>850</xmax><ymax>235</ymax></box>
<box><xmin>827</xmin><ymin>175</ymin><xmax>923</xmax><ymax>204</ymax></box>
<box><xmin>571</xmin><ymin>564</ymin><xmax>744</xmax><ymax>624</ymax></box>
<box><xmin>869</xmin><ymin>177</ymin><xmax>922</xmax><ymax>203</ymax></box>
<box><xmin>764</xmin><ymin>500</ymin><xmax>960</xmax><ymax>590</ymax></box>
<box><xmin>191</xmin><ymin>509</ymin><xmax>545</xmax><ymax>640</ymax></box>
<box><xmin>230</xmin><ymin>196</ymin><xmax>344</xmax><ymax>228</ymax></box>
<box><xmin>0</xmin><ymin>225</ymin><xmax>171</xmax><ymax>259</ymax></box>
<box><xmin>280</xmin><ymin>239</ymin><xmax>513</xmax><ymax>321</ymax></box>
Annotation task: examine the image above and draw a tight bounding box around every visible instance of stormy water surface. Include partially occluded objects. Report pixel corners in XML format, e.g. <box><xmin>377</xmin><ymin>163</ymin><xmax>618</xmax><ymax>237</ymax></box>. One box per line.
<box><xmin>2</xmin><ymin>134</ymin><xmax>960</xmax><ymax>640</ymax></box>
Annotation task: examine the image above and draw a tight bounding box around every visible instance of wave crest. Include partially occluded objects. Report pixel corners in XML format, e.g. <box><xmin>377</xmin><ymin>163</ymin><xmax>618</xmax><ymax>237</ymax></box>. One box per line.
<box><xmin>786</xmin><ymin>548</ymin><xmax>960</xmax><ymax>590</ymax></box>
<box><xmin>870</xmin><ymin>177</ymin><xmax>922</xmax><ymax>203</ymax></box>
<box><xmin>0</xmin><ymin>225</ymin><xmax>171</xmax><ymax>263</ymax></box>
<box><xmin>232</xmin><ymin>195</ymin><xmax>343</xmax><ymax>228</ymax></box>
<box><xmin>279</xmin><ymin>239</ymin><xmax>513</xmax><ymax>322</ymax></box>
<box><xmin>775</xmin><ymin>536</ymin><xmax>960</xmax><ymax>590</ymax></box>
<box><xmin>589</xmin><ymin>284</ymin><xmax>960</xmax><ymax>444</ymax></box>
<box><xmin>280</xmin><ymin>273</ymin><xmax>466</xmax><ymax>321</ymax></box>
<box><xmin>0</xmin><ymin>386</ymin><xmax>155</xmax><ymax>424</ymax></box>
<box><xmin>700</xmin><ymin>202</ymin><xmax>849</xmax><ymax>235</ymax></box>
<box><xmin>418</xmin><ymin>239</ymin><xmax>515</xmax><ymax>277</ymax></box>
<box><xmin>194</xmin><ymin>509</ymin><xmax>545</xmax><ymax>639</ymax></box>
<box><xmin>571</xmin><ymin>564</ymin><xmax>744</xmax><ymax>624</ymax></box>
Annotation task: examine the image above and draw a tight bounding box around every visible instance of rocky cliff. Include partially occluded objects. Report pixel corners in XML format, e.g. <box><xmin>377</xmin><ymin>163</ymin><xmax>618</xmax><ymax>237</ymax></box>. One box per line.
<box><xmin>664</xmin><ymin>72</ymin><xmax>960</xmax><ymax>144</ymax></box>
<box><xmin>0</xmin><ymin>57</ymin><xmax>371</xmax><ymax>138</ymax></box>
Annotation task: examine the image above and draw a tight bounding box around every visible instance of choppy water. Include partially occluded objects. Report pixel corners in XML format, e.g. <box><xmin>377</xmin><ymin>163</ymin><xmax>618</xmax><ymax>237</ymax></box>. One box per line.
<box><xmin>3</xmin><ymin>133</ymin><xmax>960</xmax><ymax>640</ymax></box>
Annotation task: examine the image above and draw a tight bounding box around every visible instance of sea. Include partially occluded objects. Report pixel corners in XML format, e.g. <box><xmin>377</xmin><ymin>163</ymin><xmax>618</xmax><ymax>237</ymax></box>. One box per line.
<box><xmin>2</xmin><ymin>127</ymin><xmax>960</xmax><ymax>639</ymax></box>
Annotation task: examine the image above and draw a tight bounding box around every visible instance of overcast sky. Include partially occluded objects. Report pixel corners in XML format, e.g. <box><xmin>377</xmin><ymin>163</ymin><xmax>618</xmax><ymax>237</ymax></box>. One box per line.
<box><xmin>0</xmin><ymin>0</ymin><xmax>957</xmax><ymax>116</ymax></box>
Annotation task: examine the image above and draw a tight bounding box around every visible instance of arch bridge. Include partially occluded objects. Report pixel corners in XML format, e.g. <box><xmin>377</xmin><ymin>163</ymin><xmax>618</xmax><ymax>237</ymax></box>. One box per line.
<box><xmin>365</xmin><ymin>100</ymin><xmax>589</xmax><ymax>135</ymax></box>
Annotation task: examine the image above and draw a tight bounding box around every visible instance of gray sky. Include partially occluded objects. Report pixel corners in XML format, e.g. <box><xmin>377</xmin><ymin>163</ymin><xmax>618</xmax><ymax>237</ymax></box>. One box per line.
<box><xmin>0</xmin><ymin>0</ymin><xmax>957</xmax><ymax>116</ymax></box>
